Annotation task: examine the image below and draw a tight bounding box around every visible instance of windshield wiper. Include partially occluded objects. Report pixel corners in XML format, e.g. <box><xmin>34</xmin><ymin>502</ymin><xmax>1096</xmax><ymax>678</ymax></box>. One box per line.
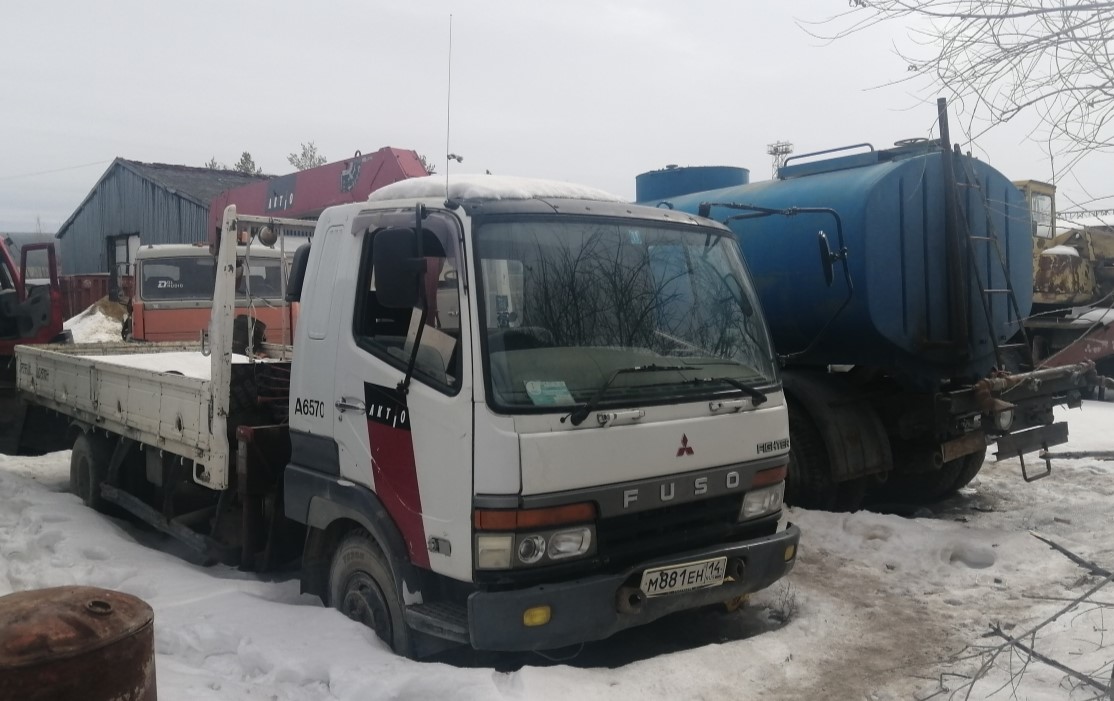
<box><xmin>562</xmin><ymin>364</ymin><xmax>696</xmax><ymax>426</ymax></box>
<box><xmin>685</xmin><ymin>375</ymin><xmax>768</xmax><ymax>406</ymax></box>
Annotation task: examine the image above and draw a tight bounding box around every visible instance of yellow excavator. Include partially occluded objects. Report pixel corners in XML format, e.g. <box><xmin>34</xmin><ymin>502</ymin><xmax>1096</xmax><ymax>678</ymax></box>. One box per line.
<box><xmin>1014</xmin><ymin>180</ymin><xmax>1114</xmax><ymax>378</ymax></box>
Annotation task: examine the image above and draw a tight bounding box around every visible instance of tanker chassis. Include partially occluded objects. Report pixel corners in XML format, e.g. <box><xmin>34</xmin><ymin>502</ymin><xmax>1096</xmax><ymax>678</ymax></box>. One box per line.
<box><xmin>13</xmin><ymin>177</ymin><xmax>800</xmax><ymax>655</ymax></box>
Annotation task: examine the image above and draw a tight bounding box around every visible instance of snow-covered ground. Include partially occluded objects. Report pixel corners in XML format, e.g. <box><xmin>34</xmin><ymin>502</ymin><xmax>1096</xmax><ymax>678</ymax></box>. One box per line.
<box><xmin>2</xmin><ymin>403</ymin><xmax>1112</xmax><ymax>700</ymax></box>
<box><xmin>27</xmin><ymin>273</ymin><xmax>1111</xmax><ymax>698</ymax></box>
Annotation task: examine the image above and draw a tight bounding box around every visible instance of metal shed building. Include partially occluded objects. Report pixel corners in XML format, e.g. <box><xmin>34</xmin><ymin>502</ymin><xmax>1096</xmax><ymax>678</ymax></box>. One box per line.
<box><xmin>55</xmin><ymin>159</ymin><xmax>267</xmax><ymax>291</ymax></box>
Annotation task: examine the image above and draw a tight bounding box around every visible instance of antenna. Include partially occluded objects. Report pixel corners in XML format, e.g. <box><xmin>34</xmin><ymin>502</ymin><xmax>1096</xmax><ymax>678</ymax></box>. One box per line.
<box><xmin>444</xmin><ymin>14</ymin><xmax>454</xmax><ymax>199</ymax></box>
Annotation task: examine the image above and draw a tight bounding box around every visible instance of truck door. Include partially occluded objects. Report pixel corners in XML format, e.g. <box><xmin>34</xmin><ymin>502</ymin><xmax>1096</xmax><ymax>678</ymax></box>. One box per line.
<box><xmin>331</xmin><ymin>210</ymin><xmax>473</xmax><ymax>582</ymax></box>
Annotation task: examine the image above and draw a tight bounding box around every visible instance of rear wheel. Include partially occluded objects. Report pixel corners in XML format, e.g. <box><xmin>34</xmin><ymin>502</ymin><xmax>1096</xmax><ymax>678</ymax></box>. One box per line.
<box><xmin>328</xmin><ymin>529</ymin><xmax>414</xmax><ymax>657</ymax></box>
<box><xmin>880</xmin><ymin>447</ymin><xmax>987</xmax><ymax>504</ymax></box>
<box><xmin>944</xmin><ymin>447</ymin><xmax>987</xmax><ymax>494</ymax></box>
<box><xmin>69</xmin><ymin>432</ymin><xmax>112</xmax><ymax>512</ymax></box>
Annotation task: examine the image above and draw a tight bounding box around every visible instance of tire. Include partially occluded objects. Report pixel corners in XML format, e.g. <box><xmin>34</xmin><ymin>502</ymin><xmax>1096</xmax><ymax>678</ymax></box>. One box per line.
<box><xmin>944</xmin><ymin>447</ymin><xmax>987</xmax><ymax>494</ymax></box>
<box><xmin>328</xmin><ymin>529</ymin><xmax>414</xmax><ymax>657</ymax></box>
<box><xmin>881</xmin><ymin>447</ymin><xmax>987</xmax><ymax>504</ymax></box>
<box><xmin>69</xmin><ymin>432</ymin><xmax>112</xmax><ymax>512</ymax></box>
<box><xmin>787</xmin><ymin>401</ymin><xmax>852</xmax><ymax>510</ymax></box>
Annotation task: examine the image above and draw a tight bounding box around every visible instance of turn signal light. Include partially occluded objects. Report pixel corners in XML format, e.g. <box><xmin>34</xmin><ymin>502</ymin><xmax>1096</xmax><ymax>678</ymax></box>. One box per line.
<box><xmin>752</xmin><ymin>463</ymin><xmax>788</xmax><ymax>487</ymax></box>
<box><xmin>474</xmin><ymin>502</ymin><xmax>597</xmax><ymax>531</ymax></box>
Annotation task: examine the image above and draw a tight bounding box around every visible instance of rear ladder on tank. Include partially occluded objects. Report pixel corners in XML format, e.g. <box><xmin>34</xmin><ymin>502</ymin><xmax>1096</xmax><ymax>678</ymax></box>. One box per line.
<box><xmin>956</xmin><ymin>156</ymin><xmax>1036</xmax><ymax>373</ymax></box>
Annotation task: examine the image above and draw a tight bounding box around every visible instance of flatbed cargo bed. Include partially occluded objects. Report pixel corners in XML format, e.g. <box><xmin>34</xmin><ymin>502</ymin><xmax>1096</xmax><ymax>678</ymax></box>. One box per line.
<box><xmin>15</xmin><ymin>340</ymin><xmax>292</xmax><ymax>489</ymax></box>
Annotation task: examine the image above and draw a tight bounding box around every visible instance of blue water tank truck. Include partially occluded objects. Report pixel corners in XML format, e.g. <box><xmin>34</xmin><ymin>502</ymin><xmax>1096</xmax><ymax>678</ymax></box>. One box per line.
<box><xmin>640</xmin><ymin>105</ymin><xmax>1101</xmax><ymax>509</ymax></box>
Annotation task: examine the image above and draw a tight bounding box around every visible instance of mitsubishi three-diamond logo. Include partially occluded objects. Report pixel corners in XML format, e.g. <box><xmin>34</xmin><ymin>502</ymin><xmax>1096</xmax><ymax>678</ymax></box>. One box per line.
<box><xmin>676</xmin><ymin>434</ymin><xmax>694</xmax><ymax>457</ymax></box>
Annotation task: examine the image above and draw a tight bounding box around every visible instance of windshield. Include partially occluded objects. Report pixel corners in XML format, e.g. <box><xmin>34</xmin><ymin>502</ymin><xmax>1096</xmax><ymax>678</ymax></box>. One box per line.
<box><xmin>140</xmin><ymin>255</ymin><xmax>287</xmax><ymax>301</ymax></box>
<box><xmin>475</xmin><ymin>218</ymin><xmax>778</xmax><ymax>410</ymax></box>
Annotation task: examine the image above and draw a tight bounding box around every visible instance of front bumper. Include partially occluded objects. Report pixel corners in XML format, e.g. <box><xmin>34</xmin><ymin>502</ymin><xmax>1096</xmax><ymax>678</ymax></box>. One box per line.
<box><xmin>467</xmin><ymin>523</ymin><xmax>800</xmax><ymax>651</ymax></box>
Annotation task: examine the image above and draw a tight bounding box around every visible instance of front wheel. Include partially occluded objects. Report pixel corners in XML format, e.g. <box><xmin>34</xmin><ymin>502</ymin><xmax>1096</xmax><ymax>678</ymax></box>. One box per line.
<box><xmin>786</xmin><ymin>401</ymin><xmax>865</xmax><ymax>511</ymax></box>
<box><xmin>328</xmin><ymin>529</ymin><xmax>414</xmax><ymax>657</ymax></box>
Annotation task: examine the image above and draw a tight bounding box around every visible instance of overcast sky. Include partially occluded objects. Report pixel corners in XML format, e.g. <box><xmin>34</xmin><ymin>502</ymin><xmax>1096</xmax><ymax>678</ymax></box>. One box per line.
<box><xmin>1</xmin><ymin>1</ymin><xmax>1108</xmax><ymax>233</ymax></box>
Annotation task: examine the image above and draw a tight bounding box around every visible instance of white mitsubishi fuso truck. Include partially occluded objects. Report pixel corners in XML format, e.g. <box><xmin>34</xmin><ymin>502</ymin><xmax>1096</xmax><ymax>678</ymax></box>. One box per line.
<box><xmin>14</xmin><ymin>175</ymin><xmax>800</xmax><ymax>656</ymax></box>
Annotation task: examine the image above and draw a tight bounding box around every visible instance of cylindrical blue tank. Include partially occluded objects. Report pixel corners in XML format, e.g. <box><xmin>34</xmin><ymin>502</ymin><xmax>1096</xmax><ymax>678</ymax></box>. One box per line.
<box><xmin>635</xmin><ymin>165</ymin><xmax>748</xmax><ymax>203</ymax></box>
<box><xmin>639</xmin><ymin>143</ymin><xmax>1032</xmax><ymax>385</ymax></box>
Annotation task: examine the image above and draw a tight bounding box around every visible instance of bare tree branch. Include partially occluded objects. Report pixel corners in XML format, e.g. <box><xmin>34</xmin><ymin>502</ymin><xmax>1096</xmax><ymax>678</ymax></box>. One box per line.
<box><xmin>807</xmin><ymin>1</ymin><xmax>1114</xmax><ymax>173</ymax></box>
<box><xmin>1030</xmin><ymin>531</ymin><xmax>1113</xmax><ymax>577</ymax></box>
<box><xmin>987</xmin><ymin>624</ymin><xmax>1111</xmax><ymax>694</ymax></box>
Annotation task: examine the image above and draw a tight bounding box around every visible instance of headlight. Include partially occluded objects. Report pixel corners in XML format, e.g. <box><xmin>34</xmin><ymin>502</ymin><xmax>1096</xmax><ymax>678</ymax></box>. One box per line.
<box><xmin>474</xmin><ymin>503</ymin><xmax>598</xmax><ymax>570</ymax></box>
<box><xmin>476</xmin><ymin>526</ymin><xmax>597</xmax><ymax>569</ymax></box>
<box><xmin>547</xmin><ymin>527</ymin><xmax>593</xmax><ymax>560</ymax></box>
<box><xmin>994</xmin><ymin>408</ymin><xmax>1015</xmax><ymax>431</ymax></box>
<box><xmin>517</xmin><ymin>534</ymin><xmax>546</xmax><ymax>564</ymax></box>
<box><xmin>740</xmin><ymin>483</ymin><xmax>785</xmax><ymax>520</ymax></box>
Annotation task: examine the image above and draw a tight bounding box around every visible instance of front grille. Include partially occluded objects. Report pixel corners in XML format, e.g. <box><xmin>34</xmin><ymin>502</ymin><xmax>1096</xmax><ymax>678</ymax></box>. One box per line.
<box><xmin>596</xmin><ymin>494</ymin><xmax>747</xmax><ymax>568</ymax></box>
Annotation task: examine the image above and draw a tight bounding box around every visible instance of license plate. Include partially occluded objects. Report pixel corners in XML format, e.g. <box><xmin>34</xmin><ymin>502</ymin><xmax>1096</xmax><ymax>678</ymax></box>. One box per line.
<box><xmin>640</xmin><ymin>556</ymin><xmax>727</xmax><ymax>597</ymax></box>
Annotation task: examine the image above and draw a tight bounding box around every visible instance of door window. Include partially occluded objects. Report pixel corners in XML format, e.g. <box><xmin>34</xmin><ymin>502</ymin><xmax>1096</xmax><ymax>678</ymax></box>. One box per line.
<box><xmin>353</xmin><ymin>214</ymin><xmax>463</xmax><ymax>393</ymax></box>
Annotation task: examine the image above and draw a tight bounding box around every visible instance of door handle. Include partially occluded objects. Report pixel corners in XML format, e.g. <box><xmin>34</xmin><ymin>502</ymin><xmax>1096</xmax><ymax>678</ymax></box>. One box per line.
<box><xmin>335</xmin><ymin>397</ymin><xmax>367</xmax><ymax>413</ymax></box>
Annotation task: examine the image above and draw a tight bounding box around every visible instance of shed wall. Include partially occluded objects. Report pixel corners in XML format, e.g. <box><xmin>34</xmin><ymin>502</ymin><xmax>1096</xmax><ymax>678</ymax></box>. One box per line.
<box><xmin>58</xmin><ymin>166</ymin><xmax>210</xmax><ymax>275</ymax></box>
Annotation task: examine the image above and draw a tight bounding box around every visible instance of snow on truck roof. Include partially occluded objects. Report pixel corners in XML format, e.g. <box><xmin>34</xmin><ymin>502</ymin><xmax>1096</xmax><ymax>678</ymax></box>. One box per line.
<box><xmin>368</xmin><ymin>174</ymin><xmax>625</xmax><ymax>204</ymax></box>
<box><xmin>135</xmin><ymin>243</ymin><xmax>289</xmax><ymax>260</ymax></box>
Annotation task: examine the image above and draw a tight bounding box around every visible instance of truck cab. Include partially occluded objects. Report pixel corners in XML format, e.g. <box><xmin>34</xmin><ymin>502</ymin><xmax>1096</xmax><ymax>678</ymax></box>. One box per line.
<box><xmin>284</xmin><ymin>175</ymin><xmax>799</xmax><ymax>653</ymax></box>
<box><xmin>127</xmin><ymin>242</ymin><xmax>301</xmax><ymax>344</ymax></box>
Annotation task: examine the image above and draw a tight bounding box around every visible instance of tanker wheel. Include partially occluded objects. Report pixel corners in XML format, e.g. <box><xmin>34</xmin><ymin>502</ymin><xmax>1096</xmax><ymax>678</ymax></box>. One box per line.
<box><xmin>786</xmin><ymin>401</ymin><xmax>864</xmax><ymax>511</ymax></box>
<box><xmin>69</xmin><ymin>432</ymin><xmax>112</xmax><ymax>513</ymax></box>
<box><xmin>881</xmin><ymin>447</ymin><xmax>987</xmax><ymax>504</ymax></box>
<box><xmin>329</xmin><ymin>529</ymin><xmax>414</xmax><ymax>657</ymax></box>
<box><xmin>943</xmin><ymin>447</ymin><xmax>988</xmax><ymax>494</ymax></box>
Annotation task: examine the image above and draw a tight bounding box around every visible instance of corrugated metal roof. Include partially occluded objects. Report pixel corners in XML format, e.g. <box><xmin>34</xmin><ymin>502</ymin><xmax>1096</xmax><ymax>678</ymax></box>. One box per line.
<box><xmin>122</xmin><ymin>161</ymin><xmax>268</xmax><ymax>208</ymax></box>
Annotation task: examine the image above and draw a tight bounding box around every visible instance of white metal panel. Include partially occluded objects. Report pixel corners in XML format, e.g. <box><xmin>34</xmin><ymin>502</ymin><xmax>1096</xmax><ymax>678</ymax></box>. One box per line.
<box><xmin>289</xmin><ymin>219</ymin><xmax>345</xmax><ymax>440</ymax></box>
<box><xmin>515</xmin><ymin>394</ymin><xmax>789</xmax><ymax>495</ymax></box>
<box><xmin>471</xmin><ymin>408</ymin><xmax>520</xmax><ymax>495</ymax></box>
<box><xmin>15</xmin><ymin>343</ymin><xmax>217</xmax><ymax>476</ymax></box>
<box><xmin>329</xmin><ymin>207</ymin><xmax>476</xmax><ymax>583</ymax></box>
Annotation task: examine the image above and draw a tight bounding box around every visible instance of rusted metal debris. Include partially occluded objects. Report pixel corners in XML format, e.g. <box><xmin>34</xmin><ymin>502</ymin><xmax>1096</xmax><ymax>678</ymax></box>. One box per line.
<box><xmin>0</xmin><ymin>586</ymin><xmax>156</xmax><ymax>701</ymax></box>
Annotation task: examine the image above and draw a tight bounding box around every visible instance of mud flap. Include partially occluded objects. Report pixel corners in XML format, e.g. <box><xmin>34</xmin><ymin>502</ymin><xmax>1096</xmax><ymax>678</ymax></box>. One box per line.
<box><xmin>783</xmin><ymin>372</ymin><xmax>891</xmax><ymax>482</ymax></box>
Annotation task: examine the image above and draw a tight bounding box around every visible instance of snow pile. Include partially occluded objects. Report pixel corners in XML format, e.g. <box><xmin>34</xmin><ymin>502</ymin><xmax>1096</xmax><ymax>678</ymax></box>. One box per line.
<box><xmin>0</xmin><ymin>403</ymin><xmax>1112</xmax><ymax>700</ymax></box>
<box><xmin>1071</xmin><ymin>306</ymin><xmax>1114</xmax><ymax>326</ymax></box>
<box><xmin>84</xmin><ymin>352</ymin><xmax>259</xmax><ymax>379</ymax></box>
<box><xmin>1042</xmin><ymin>244</ymin><xmax>1080</xmax><ymax>257</ymax></box>
<box><xmin>369</xmin><ymin>174</ymin><xmax>625</xmax><ymax>204</ymax></box>
<box><xmin>64</xmin><ymin>299</ymin><xmax>124</xmax><ymax>343</ymax></box>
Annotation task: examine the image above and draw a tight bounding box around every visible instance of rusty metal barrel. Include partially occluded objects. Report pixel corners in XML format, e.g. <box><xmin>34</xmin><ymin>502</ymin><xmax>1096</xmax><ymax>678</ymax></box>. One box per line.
<box><xmin>0</xmin><ymin>586</ymin><xmax>156</xmax><ymax>701</ymax></box>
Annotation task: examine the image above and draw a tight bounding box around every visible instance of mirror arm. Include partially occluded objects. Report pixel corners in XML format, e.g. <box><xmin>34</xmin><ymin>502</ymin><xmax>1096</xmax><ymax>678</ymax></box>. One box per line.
<box><xmin>397</xmin><ymin>304</ymin><xmax>429</xmax><ymax>396</ymax></box>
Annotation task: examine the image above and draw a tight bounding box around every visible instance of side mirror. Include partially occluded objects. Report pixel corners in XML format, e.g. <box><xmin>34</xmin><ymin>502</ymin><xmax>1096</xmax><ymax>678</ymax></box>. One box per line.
<box><xmin>285</xmin><ymin>243</ymin><xmax>311</xmax><ymax>303</ymax></box>
<box><xmin>373</xmin><ymin>228</ymin><xmax>425</xmax><ymax>309</ymax></box>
